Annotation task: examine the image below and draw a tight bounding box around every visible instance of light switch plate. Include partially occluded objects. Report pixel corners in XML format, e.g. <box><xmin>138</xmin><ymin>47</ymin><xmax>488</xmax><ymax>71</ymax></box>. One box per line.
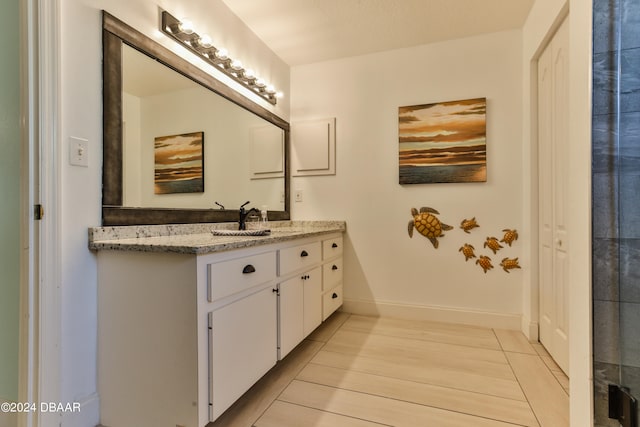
<box><xmin>69</xmin><ymin>136</ymin><xmax>89</xmax><ymax>167</ymax></box>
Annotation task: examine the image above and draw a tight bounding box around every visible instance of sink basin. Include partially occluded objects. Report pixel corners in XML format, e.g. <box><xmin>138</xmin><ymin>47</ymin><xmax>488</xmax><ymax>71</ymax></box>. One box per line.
<box><xmin>211</xmin><ymin>229</ymin><xmax>271</xmax><ymax>237</ymax></box>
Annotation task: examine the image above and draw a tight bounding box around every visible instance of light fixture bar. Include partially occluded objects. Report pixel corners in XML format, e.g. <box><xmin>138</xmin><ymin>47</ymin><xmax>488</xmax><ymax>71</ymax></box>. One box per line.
<box><xmin>161</xmin><ymin>11</ymin><xmax>278</xmax><ymax>105</ymax></box>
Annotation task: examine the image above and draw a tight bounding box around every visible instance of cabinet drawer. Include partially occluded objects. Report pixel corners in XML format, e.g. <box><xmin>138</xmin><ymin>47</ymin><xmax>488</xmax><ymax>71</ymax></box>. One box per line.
<box><xmin>208</xmin><ymin>252</ymin><xmax>276</xmax><ymax>302</ymax></box>
<box><xmin>279</xmin><ymin>241</ymin><xmax>321</xmax><ymax>276</ymax></box>
<box><xmin>322</xmin><ymin>236</ymin><xmax>343</xmax><ymax>260</ymax></box>
<box><xmin>322</xmin><ymin>285</ymin><xmax>343</xmax><ymax>321</ymax></box>
<box><xmin>322</xmin><ymin>259</ymin><xmax>343</xmax><ymax>291</ymax></box>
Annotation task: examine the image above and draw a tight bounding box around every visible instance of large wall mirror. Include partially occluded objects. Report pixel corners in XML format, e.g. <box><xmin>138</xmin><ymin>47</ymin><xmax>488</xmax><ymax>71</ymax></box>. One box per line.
<box><xmin>102</xmin><ymin>11</ymin><xmax>290</xmax><ymax>225</ymax></box>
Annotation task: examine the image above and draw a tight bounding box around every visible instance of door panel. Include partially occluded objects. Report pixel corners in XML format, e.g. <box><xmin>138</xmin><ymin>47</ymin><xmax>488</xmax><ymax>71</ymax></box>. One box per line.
<box><xmin>209</xmin><ymin>287</ymin><xmax>277</xmax><ymax>420</ymax></box>
<box><xmin>538</xmin><ymin>17</ymin><xmax>570</xmax><ymax>374</ymax></box>
<box><xmin>278</xmin><ymin>276</ymin><xmax>304</xmax><ymax>359</ymax></box>
<box><xmin>303</xmin><ymin>267</ymin><xmax>322</xmax><ymax>336</ymax></box>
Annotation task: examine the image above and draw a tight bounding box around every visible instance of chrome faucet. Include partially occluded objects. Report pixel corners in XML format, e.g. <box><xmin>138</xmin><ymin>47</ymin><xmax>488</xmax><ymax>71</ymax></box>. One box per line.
<box><xmin>238</xmin><ymin>201</ymin><xmax>258</xmax><ymax>230</ymax></box>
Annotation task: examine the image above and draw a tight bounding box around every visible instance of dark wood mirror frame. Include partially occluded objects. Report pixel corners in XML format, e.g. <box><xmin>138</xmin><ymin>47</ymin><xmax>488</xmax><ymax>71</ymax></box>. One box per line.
<box><xmin>102</xmin><ymin>11</ymin><xmax>290</xmax><ymax>225</ymax></box>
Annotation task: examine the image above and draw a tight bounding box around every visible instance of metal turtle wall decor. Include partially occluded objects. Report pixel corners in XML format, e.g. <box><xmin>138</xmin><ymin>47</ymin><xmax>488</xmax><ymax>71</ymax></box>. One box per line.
<box><xmin>500</xmin><ymin>229</ymin><xmax>519</xmax><ymax>246</ymax></box>
<box><xmin>460</xmin><ymin>217</ymin><xmax>480</xmax><ymax>233</ymax></box>
<box><xmin>406</xmin><ymin>208</ymin><xmax>522</xmax><ymax>275</ymax></box>
<box><xmin>459</xmin><ymin>243</ymin><xmax>476</xmax><ymax>261</ymax></box>
<box><xmin>484</xmin><ymin>236</ymin><xmax>503</xmax><ymax>254</ymax></box>
<box><xmin>500</xmin><ymin>257</ymin><xmax>521</xmax><ymax>273</ymax></box>
<box><xmin>408</xmin><ymin>207</ymin><xmax>453</xmax><ymax>249</ymax></box>
<box><xmin>476</xmin><ymin>255</ymin><xmax>494</xmax><ymax>273</ymax></box>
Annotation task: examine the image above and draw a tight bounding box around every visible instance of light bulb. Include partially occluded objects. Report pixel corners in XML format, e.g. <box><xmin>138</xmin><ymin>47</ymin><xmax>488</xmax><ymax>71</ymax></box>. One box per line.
<box><xmin>178</xmin><ymin>19</ymin><xmax>194</xmax><ymax>34</ymax></box>
<box><xmin>266</xmin><ymin>85</ymin><xmax>276</xmax><ymax>94</ymax></box>
<box><xmin>244</xmin><ymin>69</ymin><xmax>255</xmax><ymax>79</ymax></box>
<box><xmin>198</xmin><ymin>34</ymin><xmax>212</xmax><ymax>48</ymax></box>
<box><xmin>275</xmin><ymin>91</ymin><xmax>284</xmax><ymax>99</ymax></box>
<box><xmin>231</xmin><ymin>59</ymin><xmax>243</xmax><ymax>70</ymax></box>
<box><xmin>215</xmin><ymin>48</ymin><xmax>228</xmax><ymax>60</ymax></box>
<box><xmin>255</xmin><ymin>78</ymin><xmax>266</xmax><ymax>88</ymax></box>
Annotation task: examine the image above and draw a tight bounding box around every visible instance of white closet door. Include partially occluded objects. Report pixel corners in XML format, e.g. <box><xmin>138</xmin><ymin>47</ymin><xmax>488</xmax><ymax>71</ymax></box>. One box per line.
<box><xmin>538</xmin><ymin>17</ymin><xmax>570</xmax><ymax>374</ymax></box>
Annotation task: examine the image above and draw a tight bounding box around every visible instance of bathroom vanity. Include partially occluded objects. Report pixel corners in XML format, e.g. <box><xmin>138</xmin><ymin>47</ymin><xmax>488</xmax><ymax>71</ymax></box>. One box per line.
<box><xmin>90</xmin><ymin>221</ymin><xmax>345</xmax><ymax>427</ymax></box>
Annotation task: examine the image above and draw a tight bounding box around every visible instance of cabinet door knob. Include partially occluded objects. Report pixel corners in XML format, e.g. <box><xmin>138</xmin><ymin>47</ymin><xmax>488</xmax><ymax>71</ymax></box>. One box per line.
<box><xmin>332</xmin><ymin>243</ymin><xmax>338</xmax><ymax>248</ymax></box>
<box><xmin>300</xmin><ymin>250</ymin><xmax>309</xmax><ymax>257</ymax></box>
<box><xmin>332</xmin><ymin>293</ymin><xmax>338</xmax><ymax>299</ymax></box>
<box><xmin>332</xmin><ymin>265</ymin><xmax>338</xmax><ymax>270</ymax></box>
<box><xmin>242</xmin><ymin>264</ymin><xmax>256</xmax><ymax>274</ymax></box>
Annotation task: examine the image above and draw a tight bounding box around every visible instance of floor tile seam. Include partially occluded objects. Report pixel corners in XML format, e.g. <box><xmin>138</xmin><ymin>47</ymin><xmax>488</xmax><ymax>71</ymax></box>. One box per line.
<box><xmin>308</xmin><ymin>313</ymin><xmax>352</xmax><ymax>343</ymax></box>
<box><xmin>312</xmin><ymin>347</ymin><xmax>518</xmax><ymax>382</ymax></box>
<box><xmin>249</xmin><ymin>314</ymin><xmax>348</xmax><ymax>427</ymax></box>
<box><xmin>295</xmin><ymin>367</ymin><xmax>538</xmax><ymax>416</ymax></box>
<box><xmin>282</xmin><ymin>379</ymin><xmax>529</xmax><ymax>427</ymax></box>
<box><xmin>347</xmin><ymin>315</ymin><xmax>498</xmax><ymax>333</ymax></box>
<box><xmin>303</xmin><ymin>358</ymin><xmax>528</xmax><ymax>403</ymax></box>
<box><xmin>500</xmin><ymin>348</ymin><xmax>539</xmax><ymax>355</ymax></box>
<box><xmin>338</xmin><ymin>327</ymin><xmax>502</xmax><ymax>351</ymax></box>
<box><xmin>318</xmin><ymin>344</ymin><xmax>513</xmax><ymax>371</ymax></box>
<box><xmin>325</xmin><ymin>339</ymin><xmax>511</xmax><ymax>365</ymax></box>
<box><xmin>251</xmin><ymin>340</ymin><xmax>327</xmax><ymax>425</ymax></box>
<box><xmin>505</xmin><ymin>349</ymin><xmax>569</xmax><ymax>394</ymax></box>
<box><xmin>502</xmin><ymin>350</ymin><xmax>544</xmax><ymax>427</ymax></box>
<box><xmin>491</xmin><ymin>329</ymin><xmax>540</xmax><ymax>355</ymax></box>
<box><xmin>541</xmin><ymin>358</ymin><xmax>565</xmax><ymax>375</ymax></box>
<box><xmin>548</xmin><ymin>370</ymin><xmax>571</xmax><ymax>397</ymax></box>
<box><xmin>269</xmin><ymin>398</ymin><xmax>393</xmax><ymax>427</ymax></box>
<box><xmin>341</xmin><ymin>321</ymin><xmax>500</xmax><ymax>338</ymax></box>
<box><xmin>531</xmin><ymin>343</ymin><xmax>551</xmax><ymax>358</ymax></box>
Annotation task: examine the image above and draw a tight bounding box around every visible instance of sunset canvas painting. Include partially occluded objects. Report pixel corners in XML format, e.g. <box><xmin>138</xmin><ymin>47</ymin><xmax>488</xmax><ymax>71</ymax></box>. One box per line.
<box><xmin>399</xmin><ymin>98</ymin><xmax>487</xmax><ymax>184</ymax></box>
<box><xmin>154</xmin><ymin>131</ymin><xmax>204</xmax><ymax>194</ymax></box>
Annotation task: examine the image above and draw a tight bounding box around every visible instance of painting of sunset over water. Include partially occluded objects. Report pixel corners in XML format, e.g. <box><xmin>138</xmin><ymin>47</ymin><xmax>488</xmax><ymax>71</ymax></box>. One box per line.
<box><xmin>154</xmin><ymin>131</ymin><xmax>204</xmax><ymax>194</ymax></box>
<box><xmin>399</xmin><ymin>98</ymin><xmax>486</xmax><ymax>184</ymax></box>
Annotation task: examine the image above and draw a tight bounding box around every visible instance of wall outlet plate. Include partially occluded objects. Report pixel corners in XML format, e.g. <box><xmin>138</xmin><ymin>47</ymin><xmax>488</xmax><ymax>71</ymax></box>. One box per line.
<box><xmin>294</xmin><ymin>189</ymin><xmax>303</xmax><ymax>202</ymax></box>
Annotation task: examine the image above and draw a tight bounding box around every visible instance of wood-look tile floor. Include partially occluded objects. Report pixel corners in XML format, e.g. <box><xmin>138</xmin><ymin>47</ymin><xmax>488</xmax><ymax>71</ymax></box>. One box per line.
<box><xmin>210</xmin><ymin>312</ymin><xmax>569</xmax><ymax>427</ymax></box>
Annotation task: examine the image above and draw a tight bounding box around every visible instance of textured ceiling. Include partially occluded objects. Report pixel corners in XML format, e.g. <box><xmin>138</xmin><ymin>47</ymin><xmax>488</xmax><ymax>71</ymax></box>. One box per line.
<box><xmin>221</xmin><ymin>0</ymin><xmax>535</xmax><ymax>66</ymax></box>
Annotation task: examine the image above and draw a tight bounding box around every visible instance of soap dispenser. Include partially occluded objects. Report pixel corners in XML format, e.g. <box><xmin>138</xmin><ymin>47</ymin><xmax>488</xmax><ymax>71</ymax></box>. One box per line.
<box><xmin>260</xmin><ymin>205</ymin><xmax>268</xmax><ymax>228</ymax></box>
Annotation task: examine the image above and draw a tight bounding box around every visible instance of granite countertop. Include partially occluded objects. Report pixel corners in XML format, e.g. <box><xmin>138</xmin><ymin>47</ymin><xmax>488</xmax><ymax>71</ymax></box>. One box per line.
<box><xmin>89</xmin><ymin>221</ymin><xmax>346</xmax><ymax>255</ymax></box>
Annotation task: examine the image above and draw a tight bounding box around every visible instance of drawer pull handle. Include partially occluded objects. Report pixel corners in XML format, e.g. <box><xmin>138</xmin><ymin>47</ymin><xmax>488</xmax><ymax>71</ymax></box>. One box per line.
<box><xmin>242</xmin><ymin>264</ymin><xmax>256</xmax><ymax>274</ymax></box>
<box><xmin>301</xmin><ymin>274</ymin><xmax>310</xmax><ymax>280</ymax></box>
<box><xmin>332</xmin><ymin>265</ymin><xmax>338</xmax><ymax>270</ymax></box>
<box><xmin>300</xmin><ymin>250</ymin><xmax>309</xmax><ymax>257</ymax></box>
<box><xmin>332</xmin><ymin>243</ymin><xmax>338</xmax><ymax>248</ymax></box>
<box><xmin>332</xmin><ymin>292</ymin><xmax>338</xmax><ymax>299</ymax></box>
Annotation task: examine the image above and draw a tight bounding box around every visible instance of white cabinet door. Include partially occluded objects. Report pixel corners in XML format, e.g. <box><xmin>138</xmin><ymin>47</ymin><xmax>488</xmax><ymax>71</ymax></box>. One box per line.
<box><xmin>278</xmin><ymin>276</ymin><xmax>304</xmax><ymax>359</ymax></box>
<box><xmin>277</xmin><ymin>266</ymin><xmax>322</xmax><ymax>358</ymax></box>
<box><xmin>209</xmin><ymin>286</ymin><xmax>277</xmax><ymax>421</ymax></box>
<box><xmin>303</xmin><ymin>267</ymin><xmax>322</xmax><ymax>336</ymax></box>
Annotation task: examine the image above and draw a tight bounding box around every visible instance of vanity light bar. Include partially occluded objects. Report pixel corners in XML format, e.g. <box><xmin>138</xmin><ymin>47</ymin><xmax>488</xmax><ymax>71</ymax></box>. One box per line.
<box><xmin>161</xmin><ymin>11</ymin><xmax>279</xmax><ymax>105</ymax></box>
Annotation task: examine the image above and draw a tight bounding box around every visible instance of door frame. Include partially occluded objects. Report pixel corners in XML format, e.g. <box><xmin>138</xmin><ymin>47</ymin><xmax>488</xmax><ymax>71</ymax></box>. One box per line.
<box><xmin>19</xmin><ymin>0</ymin><xmax>62</xmax><ymax>426</ymax></box>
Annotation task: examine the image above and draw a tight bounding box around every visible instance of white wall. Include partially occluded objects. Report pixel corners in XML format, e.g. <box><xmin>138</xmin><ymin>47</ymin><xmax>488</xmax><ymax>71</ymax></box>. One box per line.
<box><xmin>291</xmin><ymin>30</ymin><xmax>524</xmax><ymax>327</ymax></box>
<box><xmin>0</xmin><ymin>0</ymin><xmax>20</xmax><ymax>404</ymax></box>
<box><xmin>58</xmin><ymin>0</ymin><xmax>288</xmax><ymax>425</ymax></box>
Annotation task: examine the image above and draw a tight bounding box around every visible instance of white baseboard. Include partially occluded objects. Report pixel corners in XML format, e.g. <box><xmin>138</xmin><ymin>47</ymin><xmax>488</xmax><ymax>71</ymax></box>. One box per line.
<box><xmin>0</xmin><ymin>398</ymin><xmax>18</xmax><ymax>427</ymax></box>
<box><xmin>522</xmin><ymin>315</ymin><xmax>540</xmax><ymax>341</ymax></box>
<box><xmin>60</xmin><ymin>393</ymin><xmax>100</xmax><ymax>427</ymax></box>
<box><xmin>342</xmin><ymin>298</ymin><xmax>522</xmax><ymax>330</ymax></box>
